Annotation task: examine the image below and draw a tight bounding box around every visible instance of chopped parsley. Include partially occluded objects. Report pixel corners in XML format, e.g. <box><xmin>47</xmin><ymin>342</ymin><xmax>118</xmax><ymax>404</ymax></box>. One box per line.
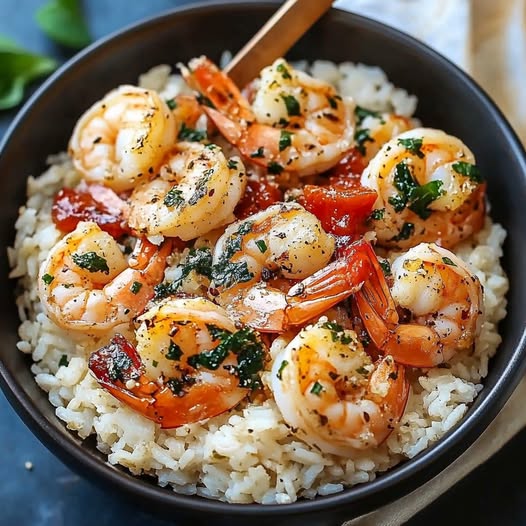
<box><xmin>322</xmin><ymin>321</ymin><xmax>353</xmax><ymax>345</ymax></box>
<box><xmin>276</xmin><ymin>63</ymin><xmax>292</xmax><ymax>79</ymax></box>
<box><xmin>250</xmin><ymin>147</ymin><xmax>265</xmax><ymax>158</ymax></box>
<box><xmin>166</xmin><ymin>378</ymin><xmax>183</xmax><ymax>395</ymax></box>
<box><xmin>398</xmin><ymin>137</ymin><xmax>424</xmax><ymax>158</ymax></box>
<box><xmin>152</xmin><ymin>360</ymin><xmax>158</xmax><ymax>368</ymax></box>
<box><xmin>354</xmin><ymin>106</ymin><xmax>381</xmax><ymax>125</ymax></box>
<box><xmin>188</xmin><ymin>169</ymin><xmax>213</xmax><ymax>206</ymax></box>
<box><xmin>267</xmin><ymin>161</ymin><xmax>284</xmax><ymax>174</ymax></box>
<box><xmin>442</xmin><ymin>256</ymin><xmax>457</xmax><ymax>266</ymax></box>
<box><xmin>452</xmin><ymin>161</ymin><xmax>483</xmax><ymax>183</ymax></box>
<box><xmin>228</xmin><ymin>159</ymin><xmax>238</xmax><ymax>170</ymax></box>
<box><xmin>58</xmin><ymin>354</ymin><xmax>69</xmax><ymax>367</ymax></box>
<box><xmin>166</xmin><ymin>341</ymin><xmax>183</xmax><ymax>361</ymax></box>
<box><xmin>255</xmin><ymin>240</ymin><xmax>267</xmax><ymax>253</ymax></box>
<box><xmin>130</xmin><ymin>281</ymin><xmax>142</xmax><ymax>294</ymax></box>
<box><xmin>368</xmin><ymin>208</ymin><xmax>385</xmax><ymax>221</ymax></box>
<box><xmin>196</xmin><ymin>93</ymin><xmax>215</xmax><ymax>108</ymax></box>
<box><xmin>42</xmin><ymin>273</ymin><xmax>54</xmax><ymax>285</ymax></box>
<box><xmin>108</xmin><ymin>350</ymin><xmax>133</xmax><ymax>382</ymax></box>
<box><xmin>380</xmin><ymin>260</ymin><xmax>392</xmax><ymax>276</ymax></box>
<box><xmin>154</xmin><ymin>247</ymin><xmax>213</xmax><ymax>300</ymax></box>
<box><xmin>165</xmin><ymin>98</ymin><xmax>177</xmax><ymax>110</ymax></box>
<box><xmin>72</xmin><ymin>252</ymin><xmax>109</xmax><ymax>274</ymax></box>
<box><xmin>164</xmin><ymin>187</ymin><xmax>184</xmax><ymax>208</ymax></box>
<box><xmin>310</xmin><ymin>381</ymin><xmax>324</xmax><ymax>396</ymax></box>
<box><xmin>277</xmin><ymin>360</ymin><xmax>289</xmax><ymax>380</ymax></box>
<box><xmin>354</xmin><ymin>128</ymin><xmax>374</xmax><ymax>155</ymax></box>
<box><xmin>327</xmin><ymin>95</ymin><xmax>338</xmax><ymax>109</ymax></box>
<box><xmin>178</xmin><ymin>123</ymin><xmax>207</xmax><ymax>142</ymax></box>
<box><xmin>211</xmin><ymin>221</ymin><xmax>254</xmax><ymax>288</ymax></box>
<box><xmin>388</xmin><ymin>161</ymin><xmax>444</xmax><ymax>219</ymax></box>
<box><xmin>188</xmin><ymin>326</ymin><xmax>266</xmax><ymax>389</ymax></box>
<box><xmin>281</xmin><ymin>94</ymin><xmax>301</xmax><ymax>117</ymax></box>
<box><xmin>279</xmin><ymin>130</ymin><xmax>293</xmax><ymax>152</ymax></box>
<box><xmin>391</xmin><ymin>222</ymin><xmax>415</xmax><ymax>241</ymax></box>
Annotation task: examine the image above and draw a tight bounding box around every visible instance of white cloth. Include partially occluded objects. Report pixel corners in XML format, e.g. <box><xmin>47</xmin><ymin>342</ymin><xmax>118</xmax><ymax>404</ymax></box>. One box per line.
<box><xmin>331</xmin><ymin>0</ymin><xmax>526</xmax><ymax>523</ymax></box>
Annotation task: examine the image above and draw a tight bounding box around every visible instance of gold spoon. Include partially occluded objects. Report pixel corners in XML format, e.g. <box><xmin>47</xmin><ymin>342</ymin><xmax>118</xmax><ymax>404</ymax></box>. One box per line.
<box><xmin>224</xmin><ymin>0</ymin><xmax>335</xmax><ymax>87</ymax></box>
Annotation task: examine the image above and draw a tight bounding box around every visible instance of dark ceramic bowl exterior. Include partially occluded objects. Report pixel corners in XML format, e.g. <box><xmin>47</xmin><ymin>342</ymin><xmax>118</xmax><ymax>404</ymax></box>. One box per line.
<box><xmin>1</xmin><ymin>2</ymin><xmax>526</xmax><ymax>525</ymax></box>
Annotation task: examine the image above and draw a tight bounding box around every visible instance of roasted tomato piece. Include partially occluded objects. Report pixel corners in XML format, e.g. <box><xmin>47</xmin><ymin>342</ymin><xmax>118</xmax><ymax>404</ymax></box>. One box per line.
<box><xmin>326</xmin><ymin>147</ymin><xmax>367</xmax><ymax>189</ymax></box>
<box><xmin>235</xmin><ymin>176</ymin><xmax>283</xmax><ymax>219</ymax></box>
<box><xmin>301</xmin><ymin>184</ymin><xmax>377</xmax><ymax>237</ymax></box>
<box><xmin>52</xmin><ymin>182</ymin><xmax>130</xmax><ymax>238</ymax></box>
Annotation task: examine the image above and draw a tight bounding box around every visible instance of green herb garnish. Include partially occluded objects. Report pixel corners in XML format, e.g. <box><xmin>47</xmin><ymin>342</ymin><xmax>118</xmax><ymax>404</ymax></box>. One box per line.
<box><xmin>368</xmin><ymin>208</ymin><xmax>385</xmax><ymax>221</ymax></box>
<box><xmin>178</xmin><ymin>123</ymin><xmax>207</xmax><ymax>142</ymax></box>
<box><xmin>442</xmin><ymin>256</ymin><xmax>457</xmax><ymax>266</ymax></box>
<box><xmin>166</xmin><ymin>98</ymin><xmax>177</xmax><ymax>110</ymax></box>
<box><xmin>380</xmin><ymin>260</ymin><xmax>392</xmax><ymax>276</ymax></box>
<box><xmin>130</xmin><ymin>281</ymin><xmax>142</xmax><ymax>295</ymax></box>
<box><xmin>407</xmin><ymin>180</ymin><xmax>443</xmax><ymax>219</ymax></box>
<box><xmin>310</xmin><ymin>381</ymin><xmax>324</xmax><ymax>396</ymax></box>
<box><xmin>276</xmin><ymin>63</ymin><xmax>291</xmax><ymax>79</ymax></box>
<box><xmin>391</xmin><ymin>222</ymin><xmax>415</xmax><ymax>241</ymax></box>
<box><xmin>279</xmin><ymin>130</ymin><xmax>293</xmax><ymax>152</ymax></box>
<box><xmin>322</xmin><ymin>321</ymin><xmax>353</xmax><ymax>345</ymax></box>
<box><xmin>166</xmin><ymin>341</ymin><xmax>183</xmax><ymax>361</ymax></box>
<box><xmin>281</xmin><ymin>94</ymin><xmax>301</xmax><ymax>117</ymax></box>
<box><xmin>228</xmin><ymin>159</ymin><xmax>238</xmax><ymax>170</ymax></box>
<box><xmin>277</xmin><ymin>360</ymin><xmax>289</xmax><ymax>380</ymax></box>
<box><xmin>452</xmin><ymin>161</ymin><xmax>483</xmax><ymax>183</ymax></box>
<box><xmin>398</xmin><ymin>137</ymin><xmax>424</xmax><ymax>158</ymax></box>
<box><xmin>164</xmin><ymin>187</ymin><xmax>184</xmax><ymax>208</ymax></box>
<box><xmin>72</xmin><ymin>252</ymin><xmax>109</xmax><ymax>274</ymax></box>
<box><xmin>354</xmin><ymin>128</ymin><xmax>374</xmax><ymax>155</ymax></box>
<box><xmin>35</xmin><ymin>0</ymin><xmax>91</xmax><ymax>49</ymax></box>
<box><xmin>42</xmin><ymin>273</ymin><xmax>54</xmax><ymax>285</ymax></box>
<box><xmin>255</xmin><ymin>240</ymin><xmax>267</xmax><ymax>253</ymax></box>
<box><xmin>354</xmin><ymin>106</ymin><xmax>381</xmax><ymax>125</ymax></box>
<box><xmin>250</xmin><ymin>147</ymin><xmax>265</xmax><ymax>158</ymax></box>
<box><xmin>267</xmin><ymin>161</ymin><xmax>284</xmax><ymax>175</ymax></box>
<box><xmin>58</xmin><ymin>354</ymin><xmax>69</xmax><ymax>367</ymax></box>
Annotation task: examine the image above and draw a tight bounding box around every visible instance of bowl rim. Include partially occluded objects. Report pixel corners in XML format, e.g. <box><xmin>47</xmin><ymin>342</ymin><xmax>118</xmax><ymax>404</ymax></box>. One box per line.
<box><xmin>2</xmin><ymin>0</ymin><xmax>526</xmax><ymax>518</ymax></box>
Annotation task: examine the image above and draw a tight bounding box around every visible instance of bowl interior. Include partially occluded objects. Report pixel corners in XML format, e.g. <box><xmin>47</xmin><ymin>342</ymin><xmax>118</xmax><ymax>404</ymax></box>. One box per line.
<box><xmin>1</xmin><ymin>2</ymin><xmax>525</xmax><ymax>524</ymax></box>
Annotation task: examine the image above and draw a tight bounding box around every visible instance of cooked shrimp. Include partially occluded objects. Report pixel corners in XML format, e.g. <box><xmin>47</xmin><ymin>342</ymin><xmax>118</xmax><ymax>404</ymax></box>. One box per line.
<box><xmin>38</xmin><ymin>221</ymin><xmax>170</xmax><ymax>333</ymax></box>
<box><xmin>88</xmin><ymin>297</ymin><xmax>267</xmax><ymax>427</ymax></box>
<box><xmin>128</xmin><ymin>142</ymin><xmax>247</xmax><ymax>240</ymax></box>
<box><xmin>355</xmin><ymin>110</ymin><xmax>414</xmax><ymax>162</ymax></box>
<box><xmin>361</xmin><ymin>128</ymin><xmax>486</xmax><ymax>249</ymax></box>
<box><xmin>216</xmin><ymin>230</ymin><xmax>380</xmax><ymax>334</ymax></box>
<box><xmin>271</xmin><ymin>320</ymin><xmax>409</xmax><ymax>454</ymax></box>
<box><xmin>182</xmin><ymin>56</ymin><xmax>355</xmax><ymax>176</ymax></box>
<box><xmin>355</xmin><ymin>242</ymin><xmax>484</xmax><ymax>367</ymax></box>
<box><xmin>69</xmin><ymin>85</ymin><xmax>177</xmax><ymax>192</ymax></box>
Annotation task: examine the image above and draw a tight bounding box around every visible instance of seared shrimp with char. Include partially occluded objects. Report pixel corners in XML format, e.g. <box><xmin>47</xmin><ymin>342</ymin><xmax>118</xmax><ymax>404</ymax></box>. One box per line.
<box><xmin>271</xmin><ymin>320</ymin><xmax>409</xmax><ymax>454</ymax></box>
<box><xmin>128</xmin><ymin>142</ymin><xmax>247</xmax><ymax>240</ymax></box>
<box><xmin>89</xmin><ymin>297</ymin><xmax>267</xmax><ymax>428</ymax></box>
<box><xmin>182</xmin><ymin>56</ymin><xmax>355</xmax><ymax>176</ymax></box>
<box><xmin>38</xmin><ymin>221</ymin><xmax>170</xmax><ymax>333</ymax></box>
<box><xmin>361</xmin><ymin>128</ymin><xmax>485</xmax><ymax>249</ymax></box>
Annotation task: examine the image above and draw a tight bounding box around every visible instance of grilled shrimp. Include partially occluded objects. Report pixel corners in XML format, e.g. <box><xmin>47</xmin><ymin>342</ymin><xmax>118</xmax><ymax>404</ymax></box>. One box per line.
<box><xmin>38</xmin><ymin>221</ymin><xmax>170</xmax><ymax>333</ymax></box>
<box><xmin>128</xmin><ymin>142</ymin><xmax>247</xmax><ymax>240</ymax></box>
<box><xmin>182</xmin><ymin>56</ymin><xmax>355</xmax><ymax>176</ymax></box>
<box><xmin>355</xmin><ymin>243</ymin><xmax>484</xmax><ymax>367</ymax></box>
<box><xmin>271</xmin><ymin>320</ymin><xmax>409</xmax><ymax>454</ymax></box>
<box><xmin>361</xmin><ymin>128</ymin><xmax>486</xmax><ymax>249</ymax></box>
<box><xmin>89</xmin><ymin>297</ymin><xmax>267</xmax><ymax>427</ymax></box>
<box><xmin>69</xmin><ymin>85</ymin><xmax>176</xmax><ymax>192</ymax></box>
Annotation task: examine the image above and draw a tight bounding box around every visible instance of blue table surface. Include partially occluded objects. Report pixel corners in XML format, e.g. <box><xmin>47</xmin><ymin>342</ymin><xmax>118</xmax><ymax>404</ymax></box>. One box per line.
<box><xmin>1</xmin><ymin>1</ymin><xmax>525</xmax><ymax>524</ymax></box>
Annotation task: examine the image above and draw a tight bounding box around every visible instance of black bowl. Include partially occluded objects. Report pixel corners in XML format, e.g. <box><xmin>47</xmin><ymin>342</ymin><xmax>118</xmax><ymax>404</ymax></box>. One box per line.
<box><xmin>1</xmin><ymin>2</ymin><xmax>526</xmax><ymax>525</ymax></box>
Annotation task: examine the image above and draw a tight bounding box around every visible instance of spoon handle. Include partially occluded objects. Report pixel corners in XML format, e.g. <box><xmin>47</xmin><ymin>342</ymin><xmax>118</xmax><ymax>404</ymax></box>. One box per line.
<box><xmin>224</xmin><ymin>0</ymin><xmax>334</xmax><ymax>87</ymax></box>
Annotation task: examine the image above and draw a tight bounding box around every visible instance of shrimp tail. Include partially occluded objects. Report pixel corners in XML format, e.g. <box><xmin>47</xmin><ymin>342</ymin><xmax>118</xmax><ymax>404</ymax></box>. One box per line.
<box><xmin>284</xmin><ymin>239</ymin><xmax>377</xmax><ymax>327</ymax></box>
<box><xmin>367</xmin><ymin>355</ymin><xmax>409</xmax><ymax>443</ymax></box>
<box><xmin>355</xmin><ymin>251</ymin><xmax>445</xmax><ymax>367</ymax></box>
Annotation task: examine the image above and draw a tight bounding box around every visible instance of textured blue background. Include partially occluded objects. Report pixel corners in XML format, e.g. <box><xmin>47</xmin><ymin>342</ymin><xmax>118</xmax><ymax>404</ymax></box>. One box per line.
<box><xmin>1</xmin><ymin>1</ymin><xmax>524</xmax><ymax>524</ymax></box>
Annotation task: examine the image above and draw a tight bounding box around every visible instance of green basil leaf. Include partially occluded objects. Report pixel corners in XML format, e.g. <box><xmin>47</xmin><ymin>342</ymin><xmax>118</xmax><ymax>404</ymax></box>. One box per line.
<box><xmin>0</xmin><ymin>37</ymin><xmax>57</xmax><ymax>110</ymax></box>
<box><xmin>35</xmin><ymin>0</ymin><xmax>91</xmax><ymax>49</ymax></box>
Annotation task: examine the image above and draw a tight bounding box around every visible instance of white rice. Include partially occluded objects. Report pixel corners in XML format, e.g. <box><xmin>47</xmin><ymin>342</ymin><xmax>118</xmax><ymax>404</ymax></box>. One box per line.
<box><xmin>8</xmin><ymin>61</ymin><xmax>507</xmax><ymax>504</ymax></box>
